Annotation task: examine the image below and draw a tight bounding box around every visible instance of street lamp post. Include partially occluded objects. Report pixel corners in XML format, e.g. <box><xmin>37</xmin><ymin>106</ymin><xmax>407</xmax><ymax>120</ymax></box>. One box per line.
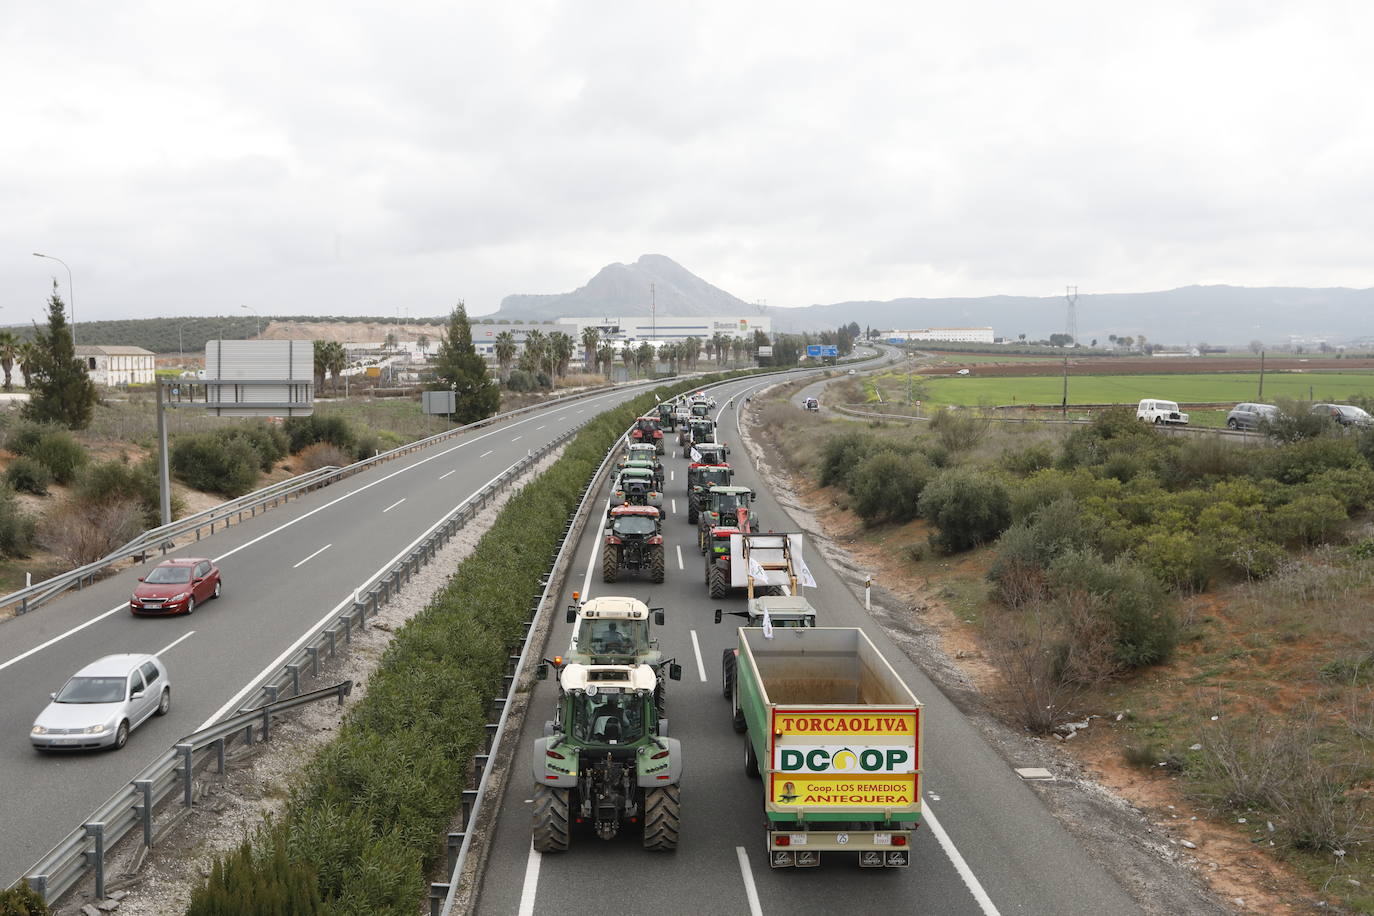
<box><xmin>32</xmin><ymin>252</ymin><xmax>75</xmax><ymax>348</ymax></box>
<box><xmin>241</xmin><ymin>304</ymin><xmax>260</xmax><ymax>337</ymax></box>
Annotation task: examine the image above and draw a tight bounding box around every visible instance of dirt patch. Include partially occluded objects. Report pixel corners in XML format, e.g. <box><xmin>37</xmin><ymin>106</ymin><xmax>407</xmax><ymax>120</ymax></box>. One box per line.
<box><xmin>55</xmin><ymin>449</ymin><xmax>564</xmax><ymax>916</ymax></box>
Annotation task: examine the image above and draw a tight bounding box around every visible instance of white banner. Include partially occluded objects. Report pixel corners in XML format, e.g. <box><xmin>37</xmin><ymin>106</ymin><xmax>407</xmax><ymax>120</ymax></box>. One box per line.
<box><xmin>749</xmin><ymin>557</ymin><xmax>770</xmax><ymax>584</ymax></box>
<box><xmin>797</xmin><ymin>557</ymin><xmax>817</xmax><ymax>589</ymax></box>
<box><xmin>762</xmin><ymin>606</ymin><xmax>774</xmax><ymax>638</ymax></box>
<box><xmin>690</xmin><ymin>447</ymin><xmax>702</xmax><ymax>463</ymax></box>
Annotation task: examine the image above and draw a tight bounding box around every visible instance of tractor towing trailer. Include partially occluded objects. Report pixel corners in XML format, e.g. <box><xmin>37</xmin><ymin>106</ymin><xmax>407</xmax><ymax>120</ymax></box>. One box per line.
<box><xmin>730</xmin><ymin>626</ymin><xmax>922</xmax><ymax>868</ymax></box>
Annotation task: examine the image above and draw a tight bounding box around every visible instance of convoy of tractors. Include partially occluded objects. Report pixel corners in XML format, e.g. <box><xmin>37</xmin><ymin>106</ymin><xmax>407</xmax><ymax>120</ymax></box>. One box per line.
<box><xmin>531</xmin><ymin>386</ymin><xmax>923</xmax><ymax>869</ymax></box>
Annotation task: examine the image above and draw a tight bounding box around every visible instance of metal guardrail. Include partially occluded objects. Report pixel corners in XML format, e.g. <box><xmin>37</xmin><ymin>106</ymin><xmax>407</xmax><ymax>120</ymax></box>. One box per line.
<box><xmin>0</xmin><ymin>377</ymin><xmax>670</xmax><ymax>618</ymax></box>
<box><xmin>20</xmin><ymin>421</ymin><xmax>589</xmax><ymax>906</ymax></box>
<box><xmin>25</xmin><ymin>680</ymin><xmax>353</xmax><ymax>904</ymax></box>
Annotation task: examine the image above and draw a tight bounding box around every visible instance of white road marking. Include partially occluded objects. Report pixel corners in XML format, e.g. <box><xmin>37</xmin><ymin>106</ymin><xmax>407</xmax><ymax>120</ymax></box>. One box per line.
<box><xmin>671</xmin><ymin>499</ymin><xmax>677</xmax><ymax>514</ymax></box>
<box><xmin>676</xmin><ymin>545</ymin><xmax>684</xmax><ymax>570</ymax></box>
<box><xmin>925</xmin><ymin>804</ymin><xmax>1002</xmax><ymax>915</ymax></box>
<box><xmin>535</xmin><ymin>425</ymin><xmax>545</xmax><ymax>430</ymax></box>
<box><xmin>293</xmin><ymin>544</ymin><xmax>332</xmax><ymax>568</ymax></box>
<box><xmin>479</xmin><ymin>449</ymin><xmax>493</xmax><ymax>458</ymax></box>
<box><xmin>670</xmin><ymin>469</ymin><xmax>674</xmax><ymax>482</ymax></box>
<box><xmin>690</xmin><ymin>630</ymin><xmax>707</xmax><ymax>681</ymax></box>
<box><xmin>517</xmin><ymin>843</ymin><xmax>542</xmax><ymax>916</ymax></box>
<box><xmin>512</xmin><ymin>436</ymin><xmax>522</xmax><ymax>442</ymax></box>
<box><xmin>0</xmin><ymin>607</ymin><xmax>127</xmax><ymax>673</ymax></box>
<box><xmin>580</xmin><ymin>494</ymin><xmax>615</xmax><ymax>599</ymax></box>
<box><xmin>576</xmin><ymin>408</ymin><xmax>584</xmax><ymax>413</ymax></box>
<box><xmin>383</xmin><ymin>498</ymin><xmax>406</xmax><ymax>513</ymax></box>
<box><xmin>735</xmin><ymin>847</ymin><xmax>763</xmax><ymax>916</ymax></box>
<box><xmin>155</xmin><ymin>631</ymin><xmax>196</xmax><ymax>657</ymax></box>
<box><xmin>439</xmin><ymin>469</ymin><xmax>458</xmax><ymax>480</ymax></box>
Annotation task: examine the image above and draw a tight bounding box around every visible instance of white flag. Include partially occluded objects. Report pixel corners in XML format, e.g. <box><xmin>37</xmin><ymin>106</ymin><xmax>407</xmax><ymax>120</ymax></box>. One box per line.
<box><xmin>690</xmin><ymin>447</ymin><xmax>702</xmax><ymax>463</ymax></box>
<box><xmin>762</xmin><ymin>606</ymin><xmax>774</xmax><ymax>639</ymax></box>
<box><xmin>797</xmin><ymin>556</ymin><xmax>817</xmax><ymax>589</ymax></box>
<box><xmin>749</xmin><ymin>557</ymin><xmax>770</xmax><ymax>584</ymax></box>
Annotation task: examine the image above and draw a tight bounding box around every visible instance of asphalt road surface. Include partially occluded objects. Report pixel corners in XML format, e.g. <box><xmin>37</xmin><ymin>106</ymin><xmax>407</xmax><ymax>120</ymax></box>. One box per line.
<box><xmin>476</xmin><ymin>372</ymin><xmax>1141</xmax><ymax>916</ymax></box>
<box><xmin>0</xmin><ymin>383</ymin><xmax>672</xmax><ymax>888</ymax></box>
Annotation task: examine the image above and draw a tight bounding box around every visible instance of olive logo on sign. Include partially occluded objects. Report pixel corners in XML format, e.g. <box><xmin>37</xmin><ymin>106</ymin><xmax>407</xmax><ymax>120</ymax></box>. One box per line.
<box><xmin>777</xmin><ymin>747</ymin><xmax>911</xmax><ymax>773</ymax></box>
<box><xmin>831</xmin><ymin>748</ymin><xmax>858</xmax><ymax>771</ymax></box>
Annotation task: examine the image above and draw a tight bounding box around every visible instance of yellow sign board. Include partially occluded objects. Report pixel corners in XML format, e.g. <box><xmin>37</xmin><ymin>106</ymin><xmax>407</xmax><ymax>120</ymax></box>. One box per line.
<box><xmin>772</xmin><ymin>710</ymin><xmax>918</xmax><ymax>739</ymax></box>
<box><xmin>770</xmin><ymin>774</ymin><xmax>918</xmax><ymax>808</ymax></box>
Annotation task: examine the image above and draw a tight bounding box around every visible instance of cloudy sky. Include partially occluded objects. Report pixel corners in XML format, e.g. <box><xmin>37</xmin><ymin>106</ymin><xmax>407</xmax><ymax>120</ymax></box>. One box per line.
<box><xmin>4</xmin><ymin>2</ymin><xmax>1371</xmax><ymax>324</ymax></box>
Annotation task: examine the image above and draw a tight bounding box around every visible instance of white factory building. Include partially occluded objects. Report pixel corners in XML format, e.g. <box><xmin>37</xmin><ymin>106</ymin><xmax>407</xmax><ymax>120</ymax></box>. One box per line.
<box><xmin>886</xmin><ymin>327</ymin><xmax>995</xmax><ymax>344</ymax></box>
<box><xmin>564</xmin><ymin>315</ymin><xmax>770</xmax><ymax>347</ymax></box>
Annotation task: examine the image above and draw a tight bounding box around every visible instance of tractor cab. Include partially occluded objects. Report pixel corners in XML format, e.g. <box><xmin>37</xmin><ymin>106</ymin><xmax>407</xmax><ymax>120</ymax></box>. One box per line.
<box><xmin>693</xmin><ymin>442</ymin><xmax>730</xmax><ymax>465</ymax></box>
<box><xmin>697</xmin><ymin>485</ymin><xmax>757</xmax><ymax>553</ymax></box>
<box><xmin>566</xmin><ymin>595</ymin><xmax>664</xmax><ymax>667</ymax></box>
<box><xmin>680</xmin><ymin>418</ymin><xmax>716</xmax><ymax>455</ymax></box>
<box><xmin>690</xmin><ymin>401</ymin><xmax>711</xmax><ymax>418</ymax></box>
<box><xmin>685</xmin><ymin>463</ymin><xmax>734</xmax><ymax>523</ymax></box>
<box><xmin>630</xmin><ymin>416</ymin><xmax>665</xmax><ymax>454</ymax></box>
<box><xmin>656</xmin><ymin>402</ymin><xmax>677</xmax><ymax>430</ymax></box>
<box><xmin>611</xmin><ymin>468</ymin><xmax>662</xmax><ymax>510</ymax></box>
<box><xmin>603</xmin><ymin>505</ymin><xmax>665</xmax><ymax>583</ymax></box>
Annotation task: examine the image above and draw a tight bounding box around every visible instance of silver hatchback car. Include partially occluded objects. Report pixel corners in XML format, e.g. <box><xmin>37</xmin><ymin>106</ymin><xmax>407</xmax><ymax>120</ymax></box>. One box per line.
<box><xmin>31</xmin><ymin>654</ymin><xmax>171</xmax><ymax>751</ymax></box>
<box><xmin>1225</xmin><ymin>402</ymin><xmax>1278</xmax><ymax>430</ymax></box>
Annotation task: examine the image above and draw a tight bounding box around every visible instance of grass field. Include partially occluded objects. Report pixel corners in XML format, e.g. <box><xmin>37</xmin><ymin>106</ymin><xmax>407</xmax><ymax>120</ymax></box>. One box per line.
<box><xmin>921</xmin><ymin>371</ymin><xmax>1374</xmax><ymax>408</ymax></box>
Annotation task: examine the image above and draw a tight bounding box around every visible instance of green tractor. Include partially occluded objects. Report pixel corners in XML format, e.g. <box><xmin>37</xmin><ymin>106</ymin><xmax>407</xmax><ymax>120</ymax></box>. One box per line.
<box><xmin>678</xmin><ymin>417</ymin><xmax>716</xmax><ymax>457</ymax></box>
<box><xmin>532</xmin><ymin>661</ymin><xmax>682</xmax><ymax>851</ymax></box>
<box><xmin>685</xmin><ymin>463</ymin><xmax>733</xmax><ymax>525</ymax></box>
<box><xmin>609</xmin><ymin>467</ymin><xmax>664</xmax><ymax>513</ymax></box>
<box><xmin>656</xmin><ymin>402</ymin><xmax>678</xmax><ymax>432</ymax></box>
<box><xmin>696</xmin><ymin>485</ymin><xmax>757</xmax><ymax>553</ymax></box>
<box><xmin>564</xmin><ymin>594</ymin><xmax>675</xmax><ymax>715</ymax></box>
<box><xmin>618</xmin><ymin>443</ymin><xmax>664</xmax><ymax>487</ymax></box>
<box><xmin>688</xmin><ymin>441</ymin><xmax>730</xmax><ymax>466</ymax></box>
<box><xmin>603</xmin><ymin>505</ymin><xmax>666</xmax><ymax>583</ymax></box>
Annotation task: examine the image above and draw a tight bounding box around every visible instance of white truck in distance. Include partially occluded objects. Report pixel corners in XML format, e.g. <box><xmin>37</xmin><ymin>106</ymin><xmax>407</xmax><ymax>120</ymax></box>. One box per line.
<box><xmin>1137</xmin><ymin>399</ymin><xmax>1189</xmax><ymax>425</ymax></box>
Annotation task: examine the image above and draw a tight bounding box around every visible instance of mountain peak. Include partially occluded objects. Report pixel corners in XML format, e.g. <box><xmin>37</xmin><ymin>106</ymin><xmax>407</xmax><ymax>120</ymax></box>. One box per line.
<box><xmin>496</xmin><ymin>255</ymin><xmax>749</xmax><ymax>320</ymax></box>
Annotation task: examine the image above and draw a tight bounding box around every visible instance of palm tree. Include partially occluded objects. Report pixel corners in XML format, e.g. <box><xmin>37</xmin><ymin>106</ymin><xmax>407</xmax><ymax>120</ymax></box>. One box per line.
<box><xmin>16</xmin><ymin>341</ymin><xmax>37</xmax><ymax>388</ymax></box>
<box><xmin>384</xmin><ymin>331</ymin><xmax>397</xmax><ymax>351</ymax></box>
<box><xmin>703</xmin><ymin>338</ymin><xmax>716</xmax><ymax>364</ymax></box>
<box><xmin>325</xmin><ymin>341</ymin><xmax>348</xmax><ymax>393</ymax></box>
<box><xmin>684</xmin><ymin>336</ymin><xmax>701</xmax><ymax>370</ymax></box>
<box><xmin>732</xmin><ymin>338</ymin><xmax>745</xmax><ymax>366</ymax></box>
<box><xmin>713</xmin><ymin>333</ymin><xmax>730</xmax><ymax>366</ymax></box>
<box><xmin>635</xmin><ymin>342</ymin><xmax>655</xmax><ymax>377</ymax></box>
<box><xmin>0</xmin><ymin>331</ymin><xmax>18</xmax><ymax>391</ymax></box>
<box><xmin>597</xmin><ymin>343</ymin><xmax>615</xmax><ymax>378</ymax></box>
<box><xmin>416</xmin><ymin>333</ymin><xmax>430</xmax><ymax>356</ymax></box>
<box><xmin>520</xmin><ymin>329</ymin><xmax>546</xmax><ymax>376</ymax></box>
<box><xmin>549</xmin><ymin>332</ymin><xmax>574</xmax><ymax>380</ymax></box>
<box><xmin>621</xmin><ymin>343</ymin><xmax>635</xmax><ymax>378</ymax></box>
<box><xmin>494</xmin><ymin>331</ymin><xmax>516</xmax><ymax>380</ymax></box>
<box><xmin>580</xmin><ymin>326</ymin><xmax>600</xmax><ymax>371</ymax></box>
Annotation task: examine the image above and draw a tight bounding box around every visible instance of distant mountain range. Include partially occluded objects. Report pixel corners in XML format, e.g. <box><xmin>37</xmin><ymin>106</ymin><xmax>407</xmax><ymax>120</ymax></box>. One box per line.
<box><xmin>492</xmin><ymin>255</ymin><xmax>1374</xmax><ymax>345</ymax></box>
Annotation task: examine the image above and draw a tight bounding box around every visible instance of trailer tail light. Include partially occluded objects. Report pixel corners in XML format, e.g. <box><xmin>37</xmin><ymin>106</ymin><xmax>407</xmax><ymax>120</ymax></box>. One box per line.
<box><xmin>775</xmin><ymin>835</ymin><xmax>790</xmax><ymax>846</ymax></box>
<box><xmin>893</xmin><ymin>835</ymin><xmax>907</xmax><ymax>846</ymax></box>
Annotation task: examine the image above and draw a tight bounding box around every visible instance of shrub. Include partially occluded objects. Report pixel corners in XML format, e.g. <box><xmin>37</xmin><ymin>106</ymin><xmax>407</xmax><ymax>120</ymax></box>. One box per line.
<box><xmin>40</xmin><ymin>499</ymin><xmax>145</xmax><ymax>566</ymax></box>
<box><xmin>918</xmin><ymin>467</ymin><xmax>1011</xmax><ymax>553</ymax></box>
<box><xmin>5</xmin><ymin>457</ymin><xmax>51</xmax><ymax>495</ymax></box>
<box><xmin>1268</xmin><ymin>494</ymin><xmax>1346</xmax><ymax>547</ymax></box>
<box><xmin>1059</xmin><ymin>406</ymin><xmax>1166</xmax><ymax>470</ymax></box>
<box><xmin>217</xmin><ymin>422</ymin><xmax>289</xmax><ymax>472</ymax></box>
<box><xmin>928</xmin><ymin>409</ymin><xmax>991</xmax><ymax>453</ymax></box>
<box><xmin>1133</xmin><ymin>528</ymin><xmax>1214</xmax><ymax>592</ymax></box>
<box><xmin>295</xmin><ymin>442</ymin><xmax>354</xmax><ymax>472</ymax></box>
<box><xmin>1160</xmin><ymin>436</ymin><xmax>1250</xmax><ymax>487</ymax></box>
<box><xmin>187</xmin><ymin>829</ymin><xmax>321</xmax><ymax>915</ymax></box>
<box><xmin>504</xmin><ymin>368</ymin><xmax>540</xmax><ymax>392</ymax></box>
<box><xmin>1256</xmin><ymin>436</ymin><xmax>1362</xmax><ymax>485</ymax></box>
<box><xmin>170</xmin><ymin>433</ymin><xmax>261</xmax><ymax>497</ymax></box>
<box><xmin>988</xmin><ymin>496</ymin><xmax>1104</xmax><ymax>604</ymax></box>
<box><xmin>1260</xmin><ymin>400</ymin><xmax>1333</xmax><ymax>443</ymax></box>
<box><xmin>1300</xmin><ymin>465</ymin><xmax>1374</xmax><ymax>512</ymax></box>
<box><xmin>3</xmin><ymin>420</ymin><xmax>56</xmax><ymax>457</ymax></box>
<box><xmin>0</xmin><ymin>486</ymin><xmax>35</xmax><ymax>558</ymax></box>
<box><xmin>0</xmin><ymin>879</ymin><xmax>50</xmax><ymax>915</ymax></box>
<box><xmin>848</xmin><ymin>450</ymin><xmax>933</xmax><ymax>524</ymax></box>
<box><xmin>283</xmin><ymin>415</ymin><xmax>357</xmax><ymax>455</ymax></box>
<box><xmin>76</xmin><ymin>457</ymin><xmax>167</xmax><ymax>526</ymax></box>
<box><xmin>817</xmin><ymin>433</ymin><xmax>891</xmax><ymax>490</ymax></box>
<box><xmin>1047</xmin><ymin>549</ymin><xmax>1176</xmax><ymax>667</ymax></box>
<box><xmin>27</xmin><ymin>430</ymin><xmax>88</xmax><ymax>484</ymax></box>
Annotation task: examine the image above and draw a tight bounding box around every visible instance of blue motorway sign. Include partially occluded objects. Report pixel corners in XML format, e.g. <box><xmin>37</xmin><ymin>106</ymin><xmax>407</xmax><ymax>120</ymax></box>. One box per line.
<box><xmin>806</xmin><ymin>344</ymin><xmax>839</xmax><ymax>358</ymax></box>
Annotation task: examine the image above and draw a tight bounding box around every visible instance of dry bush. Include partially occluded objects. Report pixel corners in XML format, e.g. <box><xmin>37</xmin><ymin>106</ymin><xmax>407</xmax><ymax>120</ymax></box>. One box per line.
<box><xmin>555</xmin><ymin>373</ymin><xmax>607</xmax><ymax>389</ymax></box>
<box><xmin>294</xmin><ymin>442</ymin><xmax>354</xmax><ymax>472</ymax></box>
<box><xmin>982</xmin><ymin>593</ymin><xmax>1119</xmax><ymax>734</ymax></box>
<box><xmin>929</xmin><ymin>408</ymin><xmax>994</xmax><ymax>453</ymax></box>
<box><xmin>41</xmin><ymin>499</ymin><xmax>145</xmax><ymax>567</ymax></box>
<box><xmin>1197</xmin><ymin>704</ymin><xmax>1372</xmax><ymax>851</ymax></box>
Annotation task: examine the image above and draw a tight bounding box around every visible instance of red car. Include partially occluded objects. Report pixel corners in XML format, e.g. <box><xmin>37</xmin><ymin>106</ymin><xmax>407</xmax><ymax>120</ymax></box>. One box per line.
<box><xmin>130</xmin><ymin>558</ymin><xmax>222</xmax><ymax>616</ymax></box>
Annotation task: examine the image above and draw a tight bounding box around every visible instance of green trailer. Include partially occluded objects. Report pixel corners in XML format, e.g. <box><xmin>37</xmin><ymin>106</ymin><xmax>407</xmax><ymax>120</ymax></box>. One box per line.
<box><xmin>730</xmin><ymin>627</ymin><xmax>922</xmax><ymax>868</ymax></box>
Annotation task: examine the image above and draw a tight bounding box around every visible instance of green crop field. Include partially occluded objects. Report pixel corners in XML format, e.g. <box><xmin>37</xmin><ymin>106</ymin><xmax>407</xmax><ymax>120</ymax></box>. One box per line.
<box><xmin>919</xmin><ymin>371</ymin><xmax>1374</xmax><ymax>408</ymax></box>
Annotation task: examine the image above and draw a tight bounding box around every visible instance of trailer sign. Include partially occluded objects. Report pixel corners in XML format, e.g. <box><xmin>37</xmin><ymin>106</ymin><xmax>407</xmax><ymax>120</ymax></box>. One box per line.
<box><xmin>770</xmin><ymin>774</ymin><xmax>918</xmax><ymax>808</ymax></box>
<box><xmin>775</xmin><ymin>746</ymin><xmax>914</xmax><ymax>774</ymax></box>
<box><xmin>774</xmin><ymin>711</ymin><xmax>916</xmax><ymax>737</ymax></box>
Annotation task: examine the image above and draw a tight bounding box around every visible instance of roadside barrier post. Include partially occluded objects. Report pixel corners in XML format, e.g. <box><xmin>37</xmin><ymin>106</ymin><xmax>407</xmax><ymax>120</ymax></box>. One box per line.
<box><xmin>865</xmin><ymin>576</ymin><xmax>872</xmax><ymax>610</ymax></box>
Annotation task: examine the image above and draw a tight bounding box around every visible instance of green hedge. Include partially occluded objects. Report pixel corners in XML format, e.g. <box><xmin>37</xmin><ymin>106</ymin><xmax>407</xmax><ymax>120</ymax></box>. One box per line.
<box><xmin>188</xmin><ymin>368</ymin><xmax>770</xmax><ymax>915</ymax></box>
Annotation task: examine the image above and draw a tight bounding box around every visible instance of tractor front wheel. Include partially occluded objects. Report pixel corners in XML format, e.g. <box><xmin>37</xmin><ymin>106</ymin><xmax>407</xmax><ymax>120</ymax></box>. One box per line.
<box><xmin>721</xmin><ymin>649</ymin><xmax>736</xmax><ymax>699</ymax></box>
<box><xmin>602</xmin><ymin>545</ymin><xmax>620</xmax><ymax>583</ymax></box>
<box><xmin>687</xmin><ymin>503</ymin><xmax>698</xmax><ymax>525</ymax></box>
<box><xmin>642</xmin><ymin>785</ymin><xmax>681</xmax><ymax>851</ymax></box>
<box><xmin>649</xmin><ymin>545</ymin><xmax>665</xmax><ymax>583</ymax></box>
<box><xmin>532</xmin><ymin>784</ymin><xmax>571</xmax><ymax>852</ymax></box>
<box><xmin>708</xmin><ymin>564</ymin><xmax>729</xmax><ymax>599</ymax></box>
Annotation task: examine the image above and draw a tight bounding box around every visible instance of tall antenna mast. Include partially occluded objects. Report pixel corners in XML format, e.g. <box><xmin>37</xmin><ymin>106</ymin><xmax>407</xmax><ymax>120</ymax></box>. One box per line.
<box><xmin>650</xmin><ymin>281</ymin><xmax>656</xmax><ymax>348</ymax></box>
<box><xmin>1064</xmin><ymin>285</ymin><xmax>1079</xmax><ymax>346</ymax></box>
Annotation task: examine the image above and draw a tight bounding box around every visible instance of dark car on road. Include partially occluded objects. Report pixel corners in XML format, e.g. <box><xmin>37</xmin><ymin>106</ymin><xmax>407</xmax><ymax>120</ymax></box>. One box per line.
<box><xmin>130</xmin><ymin>557</ymin><xmax>221</xmax><ymax>616</ymax></box>
<box><xmin>1312</xmin><ymin>403</ymin><xmax>1374</xmax><ymax>428</ymax></box>
<box><xmin>1225</xmin><ymin>402</ymin><xmax>1278</xmax><ymax>430</ymax></box>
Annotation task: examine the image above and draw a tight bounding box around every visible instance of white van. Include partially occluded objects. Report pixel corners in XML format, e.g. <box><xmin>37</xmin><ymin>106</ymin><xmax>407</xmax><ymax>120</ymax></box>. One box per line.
<box><xmin>1137</xmin><ymin>399</ymin><xmax>1189</xmax><ymax>425</ymax></box>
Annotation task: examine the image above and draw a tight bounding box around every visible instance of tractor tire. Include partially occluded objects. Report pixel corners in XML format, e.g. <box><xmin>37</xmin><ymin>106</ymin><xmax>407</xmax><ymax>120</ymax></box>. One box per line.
<box><xmin>642</xmin><ymin>785</ymin><xmax>681</xmax><ymax>851</ymax></box>
<box><xmin>656</xmin><ymin>441</ymin><xmax>665</xmax><ymax>456</ymax></box>
<box><xmin>649</xmin><ymin>545</ymin><xmax>665</xmax><ymax>583</ymax></box>
<box><xmin>721</xmin><ymin>649</ymin><xmax>736</xmax><ymax>699</ymax></box>
<box><xmin>655</xmin><ymin>683</ymin><xmax>666</xmax><ymax>721</ymax></box>
<box><xmin>532</xmin><ymin>784</ymin><xmax>571</xmax><ymax>853</ymax></box>
<box><xmin>687</xmin><ymin>503</ymin><xmax>698</xmax><ymax>525</ymax></box>
<box><xmin>708</xmin><ymin>564</ymin><xmax>729</xmax><ymax>600</ymax></box>
<box><xmin>731</xmin><ymin>683</ymin><xmax>747</xmax><ymax>734</ymax></box>
<box><xmin>744</xmin><ymin>732</ymin><xmax>760</xmax><ymax>778</ymax></box>
<box><xmin>602</xmin><ymin>546</ymin><xmax>619</xmax><ymax>583</ymax></box>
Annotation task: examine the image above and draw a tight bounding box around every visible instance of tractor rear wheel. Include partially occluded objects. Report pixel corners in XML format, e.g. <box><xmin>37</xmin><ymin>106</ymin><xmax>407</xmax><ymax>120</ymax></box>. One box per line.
<box><xmin>532</xmin><ymin>784</ymin><xmax>571</xmax><ymax>852</ymax></box>
<box><xmin>687</xmin><ymin>503</ymin><xmax>698</xmax><ymax>525</ymax></box>
<box><xmin>708</xmin><ymin>564</ymin><xmax>729</xmax><ymax>599</ymax></box>
<box><xmin>602</xmin><ymin>545</ymin><xmax>619</xmax><ymax>583</ymax></box>
<box><xmin>649</xmin><ymin>545</ymin><xmax>665</xmax><ymax>583</ymax></box>
<box><xmin>721</xmin><ymin>649</ymin><xmax>736</xmax><ymax>699</ymax></box>
<box><xmin>642</xmin><ymin>785</ymin><xmax>681</xmax><ymax>851</ymax></box>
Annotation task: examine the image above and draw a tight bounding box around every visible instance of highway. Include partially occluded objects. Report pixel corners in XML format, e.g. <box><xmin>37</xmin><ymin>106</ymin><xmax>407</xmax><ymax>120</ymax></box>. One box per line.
<box><xmin>476</xmin><ymin>371</ymin><xmax>1142</xmax><ymax>916</ymax></box>
<box><xmin>0</xmin><ymin>383</ymin><xmax>666</xmax><ymax>888</ymax></box>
